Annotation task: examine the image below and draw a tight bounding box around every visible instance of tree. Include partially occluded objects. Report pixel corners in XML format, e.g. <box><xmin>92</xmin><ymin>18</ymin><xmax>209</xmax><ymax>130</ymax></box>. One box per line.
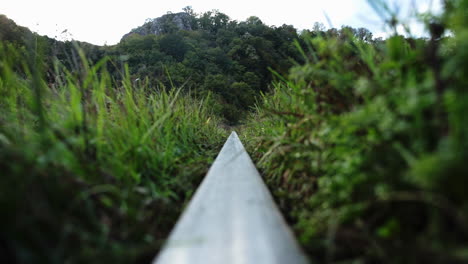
<box><xmin>183</xmin><ymin>6</ymin><xmax>195</xmax><ymax>16</ymax></box>
<box><xmin>312</xmin><ymin>22</ymin><xmax>325</xmax><ymax>32</ymax></box>
<box><xmin>246</xmin><ymin>16</ymin><xmax>263</xmax><ymax>25</ymax></box>
<box><xmin>356</xmin><ymin>27</ymin><xmax>373</xmax><ymax>42</ymax></box>
<box><xmin>159</xmin><ymin>34</ymin><xmax>188</xmax><ymax>61</ymax></box>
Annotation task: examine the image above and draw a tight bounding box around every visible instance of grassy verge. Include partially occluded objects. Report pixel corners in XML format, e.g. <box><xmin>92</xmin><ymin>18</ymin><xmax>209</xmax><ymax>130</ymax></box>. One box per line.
<box><xmin>244</xmin><ymin>1</ymin><xmax>468</xmax><ymax>263</ymax></box>
<box><xmin>0</xmin><ymin>43</ymin><xmax>226</xmax><ymax>263</ymax></box>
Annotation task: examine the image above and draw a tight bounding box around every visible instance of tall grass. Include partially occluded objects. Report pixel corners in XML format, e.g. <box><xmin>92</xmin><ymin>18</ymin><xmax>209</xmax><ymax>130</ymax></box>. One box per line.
<box><xmin>244</xmin><ymin>0</ymin><xmax>468</xmax><ymax>263</ymax></box>
<box><xmin>0</xmin><ymin>43</ymin><xmax>225</xmax><ymax>263</ymax></box>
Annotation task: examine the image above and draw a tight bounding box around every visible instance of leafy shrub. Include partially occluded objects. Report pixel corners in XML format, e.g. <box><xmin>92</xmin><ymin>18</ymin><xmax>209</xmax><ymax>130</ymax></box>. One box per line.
<box><xmin>245</xmin><ymin>1</ymin><xmax>468</xmax><ymax>262</ymax></box>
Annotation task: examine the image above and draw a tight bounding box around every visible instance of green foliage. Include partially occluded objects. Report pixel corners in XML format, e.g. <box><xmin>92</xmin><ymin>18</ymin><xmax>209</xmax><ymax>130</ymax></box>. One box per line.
<box><xmin>116</xmin><ymin>10</ymin><xmax>301</xmax><ymax>124</ymax></box>
<box><xmin>0</xmin><ymin>15</ymin><xmax>33</xmax><ymax>45</ymax></box>
<box><xmin>0</xmin><ymin>43</ymin><xmax>225</xmax><ymax>263</ymax></box>
<box><xmin>5</xmin><ymin>3</ymin><xmax>468</xmax><ymax>263</ymax></box>
<box><xmin>244</xmin><ymin>1</ymin><xmax>468</xmax><ymax>263</ymax></box>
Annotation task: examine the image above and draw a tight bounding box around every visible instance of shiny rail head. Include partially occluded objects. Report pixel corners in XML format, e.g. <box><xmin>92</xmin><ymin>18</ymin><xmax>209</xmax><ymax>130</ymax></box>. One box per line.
<box><xmin>153</xmin><ymin>131</ymin><xmax>308</xmax><ymax>264</ymax></box>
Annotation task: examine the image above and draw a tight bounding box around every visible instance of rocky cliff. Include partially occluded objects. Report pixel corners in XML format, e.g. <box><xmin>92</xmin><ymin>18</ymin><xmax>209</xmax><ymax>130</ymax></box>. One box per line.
<box><xmin>121</xmin><ymin>12</ymin><xmax>193</xmax><ymax>41</ymax></box>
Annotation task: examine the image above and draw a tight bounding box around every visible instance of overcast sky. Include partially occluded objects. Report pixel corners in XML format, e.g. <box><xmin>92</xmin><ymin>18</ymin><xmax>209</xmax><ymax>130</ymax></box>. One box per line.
<box><xmin>2</xmin><ymin>0</ymin><xmax>442</xmax><ymax>45</ymax></box>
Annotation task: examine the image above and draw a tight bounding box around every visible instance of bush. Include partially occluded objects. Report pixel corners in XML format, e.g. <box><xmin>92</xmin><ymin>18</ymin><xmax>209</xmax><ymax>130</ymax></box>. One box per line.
<box><xmin>244</xmin><ymin>1</ymin><xmax>468</xmax><ymax>262</ymax></box>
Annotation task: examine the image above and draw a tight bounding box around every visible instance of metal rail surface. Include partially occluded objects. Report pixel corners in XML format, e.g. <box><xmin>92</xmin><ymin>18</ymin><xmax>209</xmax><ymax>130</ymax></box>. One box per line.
<box><xmin>153</xmin><ymin>131</ymin><xmax>308</xmax><ymax>264</ymax></box>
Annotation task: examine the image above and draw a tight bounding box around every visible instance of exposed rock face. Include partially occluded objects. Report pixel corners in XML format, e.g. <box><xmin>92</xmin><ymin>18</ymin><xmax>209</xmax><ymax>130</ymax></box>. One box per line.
<box><xmin>121</xmin><ymin>12</ymin><xmax>193</xmax><ymax>41</ymax></box>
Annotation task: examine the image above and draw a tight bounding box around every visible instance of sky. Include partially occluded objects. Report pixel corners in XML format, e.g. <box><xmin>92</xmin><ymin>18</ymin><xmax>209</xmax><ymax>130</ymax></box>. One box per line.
<box><xmin>2</xmin><ymin>0</ymin><xmax>443</xmax><ymax>45</ymax></box>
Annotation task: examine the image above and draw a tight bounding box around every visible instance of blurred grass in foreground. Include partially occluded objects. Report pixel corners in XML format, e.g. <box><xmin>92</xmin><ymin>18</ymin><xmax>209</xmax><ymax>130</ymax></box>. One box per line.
<box><xmin>244</xmin><ymin>0</ymin><xmax>468</xmax><ymax>263</ymax></box>
<box><xmin>0</xmin><ymin>43</ymin><xmax>225</xmax><ymax>263</ymax></box>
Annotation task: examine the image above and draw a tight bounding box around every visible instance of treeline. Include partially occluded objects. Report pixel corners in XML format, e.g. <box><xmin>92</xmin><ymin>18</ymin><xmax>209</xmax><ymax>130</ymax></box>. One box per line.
<box><xmin>112</xmin><ymin>9</ymin><xmax>302</xmax><ymax>123</ymax></box>
<box><xmin>1</xmin><ymin>11</ymin><xmax>378</xmax><ymax>123</ymax></box>
<box><xmin>112</xmin><ymin>9</ymin><xmax>379</xmax><ymax>123</ymax></box>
